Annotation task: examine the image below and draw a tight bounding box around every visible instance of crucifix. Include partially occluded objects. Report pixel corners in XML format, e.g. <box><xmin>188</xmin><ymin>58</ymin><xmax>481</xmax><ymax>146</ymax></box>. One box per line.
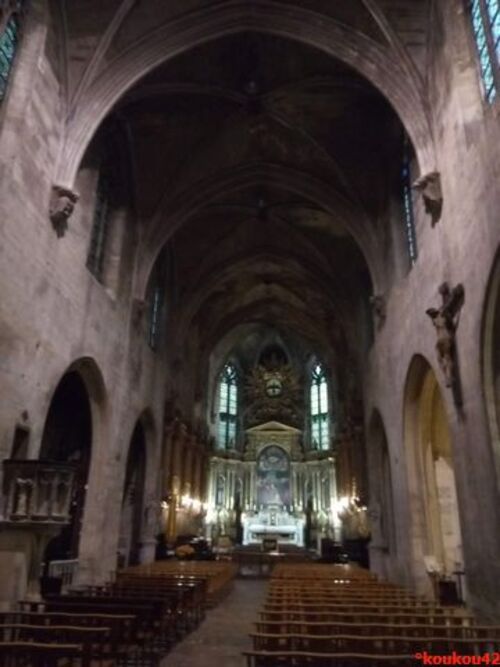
<box><xmin>426</xmin><ymin>282</ymin><xmax>465</xmax><ymax>391</ymax></box>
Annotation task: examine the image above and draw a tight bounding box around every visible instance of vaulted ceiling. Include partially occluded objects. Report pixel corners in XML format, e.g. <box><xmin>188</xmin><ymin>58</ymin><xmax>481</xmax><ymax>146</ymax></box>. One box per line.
<box><xmin>61</xmin><ymin>1</ymin><xmax>433</xmax><ymax>388</ymax></box>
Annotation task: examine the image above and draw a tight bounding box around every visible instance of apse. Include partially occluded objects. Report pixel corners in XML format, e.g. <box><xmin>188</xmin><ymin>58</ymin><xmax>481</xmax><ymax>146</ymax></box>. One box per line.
<box><xmin>198</xmin><ymin>323</ymin><xmax>369</xmax><ymax>552</ymax></box>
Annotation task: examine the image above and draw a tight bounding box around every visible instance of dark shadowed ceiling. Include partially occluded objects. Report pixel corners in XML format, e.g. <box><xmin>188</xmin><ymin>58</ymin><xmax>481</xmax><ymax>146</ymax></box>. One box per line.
<box><xmin>70</xmin><ymin>2</ymin><xmax>430</xmax><ymax>388</ymax></box>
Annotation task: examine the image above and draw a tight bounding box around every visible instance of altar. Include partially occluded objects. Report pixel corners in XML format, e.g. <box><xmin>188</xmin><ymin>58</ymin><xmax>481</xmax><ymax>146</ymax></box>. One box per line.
<box><xmin>205</xmin><ymin>421</ymin><xmax>337</xmax><ymax>549</ymax></box>
<box><xmin>242</xmin><ymin>506</ymin><xmax>305</xmax><ymax>546</ymax></box>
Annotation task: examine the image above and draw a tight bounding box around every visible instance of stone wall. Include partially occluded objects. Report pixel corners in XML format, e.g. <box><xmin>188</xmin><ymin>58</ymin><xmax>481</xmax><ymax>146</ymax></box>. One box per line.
<box><xmin>0</xmin><ymin>0</ymin><xmax>166</xmax><ymax>593</ymax></box>
<box><xmin>364</xmin><ymin>0</ymin><xmax>500</xmax><ymax>616</ymax></box>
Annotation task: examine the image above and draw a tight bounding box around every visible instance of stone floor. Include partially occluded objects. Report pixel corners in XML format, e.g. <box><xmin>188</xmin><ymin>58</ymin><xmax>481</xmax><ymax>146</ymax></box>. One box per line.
<box><xmin>162</xmin><ymin>579</ymin><xmax>267</xmax><ymax>667</ymax></box>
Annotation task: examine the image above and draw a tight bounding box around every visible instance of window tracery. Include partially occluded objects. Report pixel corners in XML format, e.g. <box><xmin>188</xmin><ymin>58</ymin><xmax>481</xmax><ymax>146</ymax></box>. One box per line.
<box><xmin>470</xmin><ymin>0</ymin><xmax>499</xmax><ymax>103</ymax></box>
<box><xmin>0</xmin><ymin>1</ymin><xmax>23</xmax><ymax>103</ymax></box>
<box><xmin>218</xmin><ymin>363</ymin><xmax>238</xmax><ymax>449</ymax></box>
<box><xmin>402</xmin><ymin>139</ymin><xmax>418</xmax><ymax>266</ymax></box>
<box><xmin>87</xmin><ymin>161</ymin><xmax>114</xmax><ymax>282</ymax></box>
<box><xmin>146</xmin><ymin>249</ymin><xmax>168</xmax><ymax>350</ymax></box>
<box><xmin>310</xmin><ymin>363</ymin><xmax>330</xmax><ymax>451</ymax></box>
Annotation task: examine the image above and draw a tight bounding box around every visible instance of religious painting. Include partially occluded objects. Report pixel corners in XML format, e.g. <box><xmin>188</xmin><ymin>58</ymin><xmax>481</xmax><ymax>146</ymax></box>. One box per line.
<box><xmin>256</xmin><ymin>445</ymin><xmax>291</xmax><ymax>507</ymax></box>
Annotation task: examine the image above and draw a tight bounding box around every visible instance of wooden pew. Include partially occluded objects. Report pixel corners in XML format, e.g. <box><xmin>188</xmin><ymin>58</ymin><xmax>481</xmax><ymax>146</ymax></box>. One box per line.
<box><xmin>254</xmin><ymin>619</ymin><xmax>500</xmax><ymax>639</ymax></box>
<box><xmin>119</xmin><ymin>561</ymin><xmax>237</xmax><ymax>607</ymax></box>
<box><xmin>248</xmin><ymin>630</ymin><xmax>500</xmax><ymax>654</ymax></box>
<box><xmin>0</xmin><ymin>641</ymin><xmax>88</xmax><ymax>667</ymax></box>
<box><xmin>18</xmin><ymin>600</ymin><xmax>164</xmax><ymax>665</ymax></box>
<box><xmin>243</xmin><ymin>649</ymin><xmax>414</xmax><ymax>666</ymax></box>
<box><xmin>249</xmin><ymin>562</ymin><xmax>487</xmax><ymax>666</ymax></box>
<box><xmin>84</xmin><ymin>578</ymin><xmax>205</xmax><ymax>628</ymax></box>
<box><xmin>0</xmin><ymin>625</ymin><xmax>112</xmax><ymax>665</ymax></box>
<box><xmin>258</xmin><ymin>609</ymin><xmax>473</xmax><ymax>625</ymax></box>
<box><xmin>263</xmin><ymin>602</ymin><xmax>449</xmax><ymax>614</ymax></box>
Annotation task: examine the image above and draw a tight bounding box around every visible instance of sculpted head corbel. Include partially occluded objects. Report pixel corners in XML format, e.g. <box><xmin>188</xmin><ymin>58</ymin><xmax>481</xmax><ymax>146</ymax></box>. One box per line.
<box><xmin>413</xmin><ymin>171</ymin><xmax>443</xmax><ymax>226</ymax></box>
<box><xmin>49</xmin><ymin>185</ymin><xmax>79</xmax><ymax>238</ymax></box>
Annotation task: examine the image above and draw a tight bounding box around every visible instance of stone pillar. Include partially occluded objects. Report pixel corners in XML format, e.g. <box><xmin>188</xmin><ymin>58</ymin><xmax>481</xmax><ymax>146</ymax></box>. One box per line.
<box><xmin>207</xmin><ymin>458</ymin><xmax>215</xmax><ymax>506</ymax></box>
<box><xmin>200</xmin><ymin>453</ymin><xmax>209</xmax><ymax>503</ymax></box>
<box><xmin>193</xmin><ymin>449</ymin><xmax>202</xmax><ymax>500</ymax></box>
<box><xmin>166</xmin><ymin>422</ymin><xmax>187</xmax><ymax>543</ymax></box>
<box><xmin>250</xmin><ymin>468</ymin><xmax>256</xmax><ymax>508</ymax></box>
<box><xmin>162</xmin><ymin>421</ymin><xmax>176</xmax><ymax>498</ymax></box>
<box><xmin>292</xmin><ymin>466</ymin><xmax>298</xmax><ymax>509</ymax></box>
<box><xmin>139</xmin><ymin>539</ymin><xmax>156</xmax><ymax>564</ymax></box>
<box><xmin>182</xmin><ymin>444</ymin><xmax>193</xmax><ymax>497</ymax></box>
<box><xmin>244</xmin><ymin>464</ymin><xmax>251</xmax><ymax>510</ymax></box>
<box><xmin>229</xmin><ymin>467</ymin><xmax>235</xmax><ymax>509</ymax></box>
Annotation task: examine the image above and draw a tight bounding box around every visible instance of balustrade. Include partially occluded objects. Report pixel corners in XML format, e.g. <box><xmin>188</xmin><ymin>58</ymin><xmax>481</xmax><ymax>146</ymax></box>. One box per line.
<box><xmin>2</xmin><ymin>460</ymin><xmax>77</xmax><ymax>523</ymax></box>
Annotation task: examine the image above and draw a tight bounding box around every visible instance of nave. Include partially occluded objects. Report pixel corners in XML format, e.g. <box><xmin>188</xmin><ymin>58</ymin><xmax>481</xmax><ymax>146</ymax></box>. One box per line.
<box><xmin>2</xmin><ymin>0</ymin><xmax>500</xmax><ymax>654</ymax></box>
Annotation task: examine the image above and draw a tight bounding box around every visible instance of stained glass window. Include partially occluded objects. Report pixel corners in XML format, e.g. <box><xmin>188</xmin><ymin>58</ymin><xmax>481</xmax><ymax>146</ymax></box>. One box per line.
<box><xmin>0</xmin><ymin>4</ymin><xmax>23</xmax><ymax>103</ymax></box>
<box><xmin>470</xmin><ymin>0</ymin><xmax>500</xmax><ymax>103</ymax></box>
<box><xmin>218</xmin><ymin>364</ymin><xmax>238</xmax><ymax>449</ymax></box>
<box><xmin>402</xmin><ymin>140</ymin><xmax>418</xmax><ymax>266</ymax></box>
<box><xmin>145</xmin><ymin>248</ymin><xmax>168</xmax><ymax>351</ymax></box>
<box><xmin>310</xmin><ymin>364</ymin><xmax>330</xmax><ymax>451</ymax></box>
<box><xmin>87</xmin><ymin>164</ymin><xmax>113</xmax><ymax>281</ymax></box>
<box><xmin>148</xmin><ymin>284</ymin><xmax>163</xmax><ymax>349</ymax></box>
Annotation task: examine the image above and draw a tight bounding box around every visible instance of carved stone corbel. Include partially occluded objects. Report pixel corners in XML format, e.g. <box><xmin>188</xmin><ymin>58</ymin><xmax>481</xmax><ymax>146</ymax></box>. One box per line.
<box><xmin>413</xmin><ymin>171</ymin><xmax>443</xmax><ymax>226</ymax></box>
<box><xmin>49</xmin><ymin>185</ymin><xmax>79</xmax><ymax>238</ymax></box>
<box><xmin>369</xmin><ymin>294</ymin><xmax>386</xmax><ymax>330</ymax></box>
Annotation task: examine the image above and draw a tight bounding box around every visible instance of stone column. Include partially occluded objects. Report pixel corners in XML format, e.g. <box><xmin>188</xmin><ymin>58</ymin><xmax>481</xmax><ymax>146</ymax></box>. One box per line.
<box><xmin>162</xmin><ymin>421</ymin><xmax>176</xmax><ymax>498</ymax></box>
<box><xmin>207</xmin><ymin>458</ymin><xmax>216</xmax><ymax>506</ymax></box>
<box><xmin>200</xmin><ymin>452</ymin><xmax>209</xmax><ymax>503</ymax></box>
<box><xmin>193</xmin><ymin>449</ymin><xmax>202</xmax><ymax>500</ymax></box>
<box><xmin>292</xmin><ymin>465</ymin><xmax>298</xmax><ymax>509</ymax></box>
<box><xmin>166</xmin><ymin>421</ymin><xmax>187</xmax><ymax>542</ymax></box>
<box><xmin>182</xmin><ymin>444</ymin><xmax>193</xmax><ymax>498</ymax></box>
<box><xmin>250</xmin><ymin>468</ymin><xmax>256</xmax><ymax>508</ymax></box>
<box><xmin>244</xmin><ymin>464</ymin><xmax>251</xmax><ymax>510</ymax></box>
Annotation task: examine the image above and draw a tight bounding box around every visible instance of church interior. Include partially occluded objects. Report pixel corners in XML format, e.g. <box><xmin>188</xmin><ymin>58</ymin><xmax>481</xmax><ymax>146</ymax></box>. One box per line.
<box><xmin>1</xmin><ymin>0</ymin><xmax>500</xmax><ymax>665</ymax></box>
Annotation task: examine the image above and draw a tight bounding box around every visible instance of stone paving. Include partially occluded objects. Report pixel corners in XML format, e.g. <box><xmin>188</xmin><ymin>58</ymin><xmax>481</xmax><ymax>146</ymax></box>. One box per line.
<box><xmin>162</xmin><ymin>579</ymin><xmax>266</xmax><ymax>667</ymax></box>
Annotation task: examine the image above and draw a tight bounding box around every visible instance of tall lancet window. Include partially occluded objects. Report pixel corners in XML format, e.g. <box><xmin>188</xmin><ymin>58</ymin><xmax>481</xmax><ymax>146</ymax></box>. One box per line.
<box><xmin>218</xmin><ymin>363</ymin><xmax>238</xmax><ymax>449</ymax></box>
<box><xmin>310</xmin><ymin>364</ymin><xmax>330</xmax><ymax>450</ymax></box>
<box><xmin>0</xmin><ymin>2</ymin><xmax>24</xmax><ymax>103</ymax></box>
<box><xmin>470</xmin><ymin>0</ymin><xmax>500</xmax><ymax>103</ymax></box>
<box><xmin>87</xmin><ymin>160</ymin><xmax>114</xmax><ymax>282</ymax></box>
<box><xmin>146</xmin><ymin>250</ymin><xmax>167</xmax><ymax>351</ymax></box>
<box><xmin>402</xmin><ymin>138</ymin><xmax>417</xmax><ymax>266</ymax></box>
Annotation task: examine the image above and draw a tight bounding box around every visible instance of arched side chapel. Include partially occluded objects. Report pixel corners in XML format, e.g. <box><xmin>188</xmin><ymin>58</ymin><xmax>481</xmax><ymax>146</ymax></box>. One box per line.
<box><xmin>0</xmin><ymin>0</ymin><xmax>499</xmax><ymax>619</ymax></box>
<box><xmin>403</xmin><ymin>355</ymin><xmax>463</xmax><ymax>596</ymax></box>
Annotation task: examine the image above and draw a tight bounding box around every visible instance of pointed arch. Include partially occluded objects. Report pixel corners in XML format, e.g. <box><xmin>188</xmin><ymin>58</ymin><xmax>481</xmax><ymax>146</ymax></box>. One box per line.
<box><xmin>368</xmin><ymin>410</ymin><xmax>396</xmax><ymax>559</ymax></box>
<box><xmin>482</xmin><ymin>246</ymin><xmax>500</xmax><ymax>487</ymax></box>
<box><xmin>118</xmin><ymin>419</ymin><xmax>147</xmax><ymax>566</ymax></box>
<box><xmin>403</xmin><ymin>354</ymin><xmax>464</xmax><ymax>593</ymax></box>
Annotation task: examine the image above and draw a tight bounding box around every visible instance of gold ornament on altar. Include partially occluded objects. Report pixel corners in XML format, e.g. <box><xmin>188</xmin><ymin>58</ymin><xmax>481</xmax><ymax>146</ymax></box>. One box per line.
<box><xmin>245</xmin><ymin>364</ymin><xmax>301</xmax><ymax>426</ymax></box>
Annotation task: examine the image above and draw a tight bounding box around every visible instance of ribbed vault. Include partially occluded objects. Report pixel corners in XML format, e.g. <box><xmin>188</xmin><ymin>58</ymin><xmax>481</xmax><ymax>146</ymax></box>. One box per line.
<box><xmin>68</xmin><ymin>8</ymin><xmax>431</xmax><ymax>412</ymax></box>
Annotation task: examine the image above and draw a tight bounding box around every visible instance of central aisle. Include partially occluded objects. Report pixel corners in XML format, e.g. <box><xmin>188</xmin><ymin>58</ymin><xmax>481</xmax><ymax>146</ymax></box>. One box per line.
<box><xmin>162</xmin><ymin>579</ymin><xmax>267</xmax><ymax>667</ymax></box>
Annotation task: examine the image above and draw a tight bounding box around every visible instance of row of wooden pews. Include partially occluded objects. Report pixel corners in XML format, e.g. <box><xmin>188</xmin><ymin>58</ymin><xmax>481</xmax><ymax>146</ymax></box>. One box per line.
<box><xmin>0</xmin><ymin>560</ymin><xmax>237</xmax><ymax>666</ymax></box>
<box><xmin>244</xmin><ymin>563</ymin><xmax>500</xmax><ymax>666</ymax></box>
<box><xmin>121</xmin><ymin>560</ymin><xmax>238</xmax><ymax>607</ymax></box>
